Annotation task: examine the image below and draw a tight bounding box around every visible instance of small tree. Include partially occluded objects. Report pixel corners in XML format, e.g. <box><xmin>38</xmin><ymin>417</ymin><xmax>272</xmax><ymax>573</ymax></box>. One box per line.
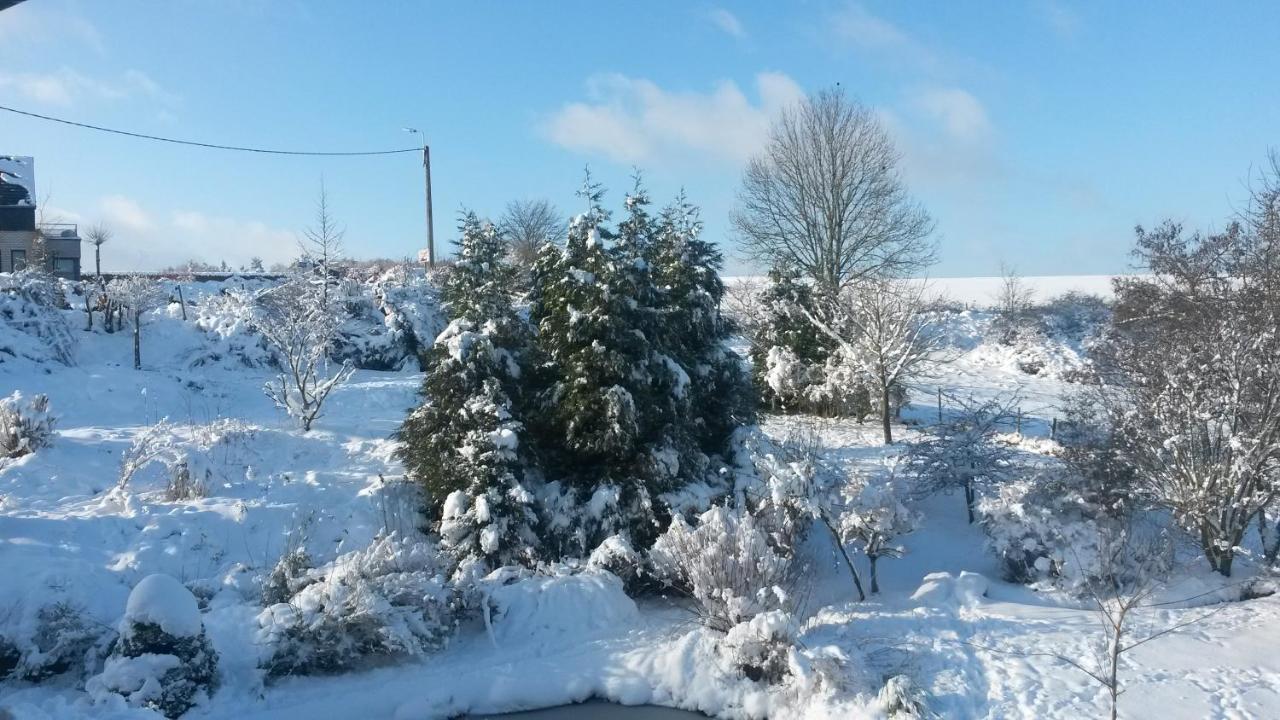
<box><xmin>299</xmin><ymin>180</ymin><xmax>345</xmax><ymax>309</ymax></box>
<box><xmin>834</xmin><ymin>467</ymin><xmax>918</xmax><ymax>594</ymax></box>
<box><xmin>85</xmin><ymin>224</ymin><xmax>111</xmax><ymax>279</ymax></box>
<box><xmin>106</xmin><ymin>274</ymin><xmax>168</xmax><ymax>370</ymax></box>
<box><xmin>500</xmin><ymin>198</ymin><xmax>562</xmax><ymax>281</ymax></box>
<box><xmin>802</xmin><ymin>279</ymin><xmax>943</xmax><ymax>443</ymax></box>
<box><xmin>255</xmin><ymin>280</ymin><xmax>353</xmax><ymax>431</ymax></box>
<box><xmin>908</xmin><ymin>395</ymin><xmax>1019</xmax><ymax>523</ymax></box>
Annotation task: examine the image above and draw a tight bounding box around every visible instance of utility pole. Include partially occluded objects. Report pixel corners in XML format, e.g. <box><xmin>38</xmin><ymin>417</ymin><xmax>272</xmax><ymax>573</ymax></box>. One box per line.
<box><xmin>404</xmin><ymin>127</ymin><xmax>435</xmax><ymax>266</ymax></box>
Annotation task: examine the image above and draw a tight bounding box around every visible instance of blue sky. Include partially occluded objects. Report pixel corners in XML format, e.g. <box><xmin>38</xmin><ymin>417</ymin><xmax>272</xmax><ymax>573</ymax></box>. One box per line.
<box><xmin>0</xmin><ymin>1</ymin><xmax>1277</xmax><ymax>276</ymax></box>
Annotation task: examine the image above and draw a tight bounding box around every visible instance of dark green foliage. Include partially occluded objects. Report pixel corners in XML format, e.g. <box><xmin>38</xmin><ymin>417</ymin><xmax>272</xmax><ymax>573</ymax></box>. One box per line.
<box><xmin>115</xmin><ymin>621</ymin><xmax>219</xmax><ymax>719</ymax></box>
<box><xmin>397</xmin><ymin>212</ymin><xmax>538</xmax><ymax>572</ymax></box>
<box><xmin>750</xmin><ymin>264</ymin><xmax>834</xmax><ymax>412</ymax></box>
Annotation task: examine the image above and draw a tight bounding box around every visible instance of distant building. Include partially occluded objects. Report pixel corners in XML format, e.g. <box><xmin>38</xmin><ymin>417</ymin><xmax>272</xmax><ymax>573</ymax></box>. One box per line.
<box><xmin>0</xmin><ymin>155</ymin><xmax>81</xmax><ymax>280</ymax></box>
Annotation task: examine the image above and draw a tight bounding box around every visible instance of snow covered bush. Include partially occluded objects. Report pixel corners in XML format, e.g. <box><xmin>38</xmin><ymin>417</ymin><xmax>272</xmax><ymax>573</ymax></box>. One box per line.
<box><xmin>188</xmin><ymin>287</ymin><xmax>274</xmax><ymax>368</ymax></box>
<box><xmin>88</xmin><ymin>574</ymin><xmax>218</xmax><ymax>719</ymax></box>
<box><xmin>256</xmin><ymin>535</ymin><xmax>460</xmax><ymax>678</ymax></box>
<box><xmin>0</xmin><ymin>391</ymin><xmax>55</xmax><ymax>459</ymax></box>
<box><xmin>118</xmin><ymin>420</ymin><xmax>178</xmax><ymax>489</ymax></box>
<box><xmin>906</xmin><ymin>396</ymin><xmax>1019</xmax><ymax>523</ymax></box>
<box><xmin>649</xmin><ymin>505</ymin><xmax>797</xmax><ymax>632</ymax></box>
<box><xmin>722</xmin><ymin>609</ymin><xmax>800</xmax><ymax>684</ymax></box>
<box><xmin>0</xmin><ymin>601</ymin><xmax>103</xmax><ymax>682</ymax></box>
<box><xmin>480</xmin><ymin>565</ymin><xmax>639</xmax><ymax>646</ymax></box>
<box><xmin>976</xmin><ymin>467</ymin><xmax>1132</xmax><ymax>589</ymax></box>
<box><xmin>0</xmin><ymin>269</ymin><xmax>76</xmax><ymax>366</ymax></box>
<box><xmin>107</xmin><ymin>274</ymin><xmax>170</xmax><ymax>370</ymax></box>
<box><xmin>255</xmin><ymin>278</ymin><xmax>355</xmax><ymax>431</ymax></box>
<box><xmin>833</xmin><ymin>471</ymin><xmax>919</xmax><ymax>594</ymax></box>
<box><xmin>261</xmin><ymin>548</ymin><xmax>314</xmax><ymax>606</ymax></box>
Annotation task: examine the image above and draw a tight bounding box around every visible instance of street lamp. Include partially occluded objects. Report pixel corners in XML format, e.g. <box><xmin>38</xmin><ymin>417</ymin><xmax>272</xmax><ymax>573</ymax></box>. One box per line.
<box><xmin>403</xmin><ymin>127</ymin><xmax>435</xmax><ymax>267</ymax></box>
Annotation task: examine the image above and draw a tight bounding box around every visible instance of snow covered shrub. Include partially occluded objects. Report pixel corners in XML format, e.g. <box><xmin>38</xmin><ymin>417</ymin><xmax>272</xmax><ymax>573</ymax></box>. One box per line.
<box><xmin>0</xmin><ymin>391</ymin><xmax>55</xmax><ymax>459</ymax></box>
<box><xmin>188</xmin><ymin>287</ymin><xmax>273</xmax><ymax>368</ymax></box>
<box><xmin>875</xmin><ymin>675</ymin><xmax>934</xmax><ymax>719</ymax></box>
<box><xmin>88</xmin><ymin>574</ymin><xmax>218</xmax><ymax>719</ymax></box>
<box><xmin>649</xmin><ymin>505</ymin><xmax>798</xmax><ymax>632</ymax></box>
<box><xmin>977</xmin><ymin>468</ymin><xmax>1111</xmax><ymax>587</ymax></box>
<box><xmin>255</xmin><ymin>278</ymin><xmax>354</xmax><ymax>432</ymax></box>
<box><xmin>256</xmin><ymin>535</ymin><xmax>459</xmax><ymax>678</ymax></box>
<box><xmin>261</xmin><ymin>548</ymin><xmax>314</xmax><ymax>606</ymax></box>
<box><xmin>833</xmin><ymin>473</ymin><xmax>919</xmax><ymax>594</ymax></box>
<box><xmin>164</xmin><ymin>458</ymin><xmax>209</xmax><ymax>501</ymax></box>
<box><xmin>749</xmin><ymin>265</ymin><xmax>833</xmax><ymax>415</ymax></box>
<box><xmin>118</xmin><ymin>420</ymin><xmax>178</xmax><ymax>489</ymax></box>
<box><xmin>722</xmin><ymin>609</ymin><xmax>799</xmax><ymax>684</ymax></box>
<box><xmin>480</xmin><ymin>565</ymin><xmax>639</xmax><ymax>646</ymax></box>
<box><xmin>906</xmin><ymin>396</ymin><xmax>1019</xmax><ymax>523</ymax></box>
<box><xmin>586</xmin><ymin>533</ymin><xmax>644</xmax><ymax>589</ymax></box>
<box><xmin>0</xmin><ymin>269</ymin><xmax>76</xmax><ymax>366</ymax></box>
<box><xmin>0</xmin><ymin>601</ymin><xmax>103</xmax><ymax>682</ymax></box>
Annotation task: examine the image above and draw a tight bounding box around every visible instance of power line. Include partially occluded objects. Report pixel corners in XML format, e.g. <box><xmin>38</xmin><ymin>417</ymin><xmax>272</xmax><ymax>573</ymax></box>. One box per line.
<box><xmin>0</xmin><ymin>104</ymin><xmax>422</xmax><ymax>157</ymax></box>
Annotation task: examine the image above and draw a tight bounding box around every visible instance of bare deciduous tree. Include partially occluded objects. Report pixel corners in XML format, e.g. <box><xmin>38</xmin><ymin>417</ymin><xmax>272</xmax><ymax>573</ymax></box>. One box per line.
<box><xmin>1100</xmin><ymin>209</ymin><xmax>1280</xmax><ymax>576</ymax></box>
<box><xmin>299</xmin><ymin>181</ymin><xmax>345</xmax><ymax>309</ymax></box>
<box><xmin>255</xmin><ymin>280</ymin><xmax>353</xmax><ymax>432</ymax></box>
<box><xmin>85</xmin><ymin>224</ymin><xmax>112</xmax><ymax>279</ymax></box>
<box><xmin>994</xmin><ymin>262</ymin><xmax>1035</xmax><ymax>318</ymax></box>
<box><xmin>500</xmin><ymin>198</ymin><xmax>562</xmax><ymax>274</ymax></box>
<box><xmin>733</xmin><ymin>87</ymin><xmax>935</xmax><ymax>296</ymax></box>
<box><xmin>106</xmin><ymin>274</ymin><xmax>168</xmax><ymax>370</ymax></box>
<box><xmin>802</xmin><ymin>279</ymin><xmax>943</xmax><ymax>444</ymax></box>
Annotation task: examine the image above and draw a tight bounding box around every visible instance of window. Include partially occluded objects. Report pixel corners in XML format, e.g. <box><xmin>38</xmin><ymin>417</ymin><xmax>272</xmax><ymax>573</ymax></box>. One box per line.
<box><xmin>54</xmin><ymin>257</ymin><xmax>77</xmax><ymax>276</ymax></box>
<box><xmin>11</xmin><ymin>249</ymin><xmax>25</xmax><ymax>271</ymax></box>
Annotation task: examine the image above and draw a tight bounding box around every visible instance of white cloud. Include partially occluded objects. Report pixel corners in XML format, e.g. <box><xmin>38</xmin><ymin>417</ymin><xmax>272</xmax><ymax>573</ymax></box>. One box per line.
<box><xmin>912</xmin><ymin>88</ymin><xmax>991</xmax><ymax>144</ymax></box>
<box><xmin>0</xmin><ymin>3</ymin><xmax>104</xmax><ymax>54</ymax></box>
<box><xmin>1040</xmin><ymin>0</ymin><xmax>1082</xmax><ymax>39</ymax></box>
<box><xmin>100</xmin><ymin>195</ymin><xmax>154</xmax><ymax>232</ymax></box>
<box><xmin>544</xmin><ymin>72</ymin><xmax>805</xmax><ymax>166</ymax></box>
<box><xmin>85</xmin><ymin>197</ymin><xmax>295</xmax><ymax>271</ymax></box>
<box><xmin>0</xmin><ymin>67</ymin><xmax>172</xmax><ymax>107</ymax></box>
<box><xmin>708</xmin><ymin>8</ymin><xmax>746</xmax><ymax>39</ymax></box>
<box><xmin>830</xmin><ymin>3</ymin><xmax>939</xmax><ymax>72</ymax></box>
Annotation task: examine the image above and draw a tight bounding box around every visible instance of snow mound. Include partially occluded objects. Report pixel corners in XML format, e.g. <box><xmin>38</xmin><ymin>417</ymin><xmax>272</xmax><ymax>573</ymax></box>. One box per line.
<box><xmin>122</xmin><ymin>574</ymin><xmax>202</xmax><ymax>639</ymax></box>
<box><xmin>909</xmin><ymin>571</ymin><xmax>989</xmax><ymax>607</ymax></box>
<box><xmin>485</xmin><ymin>567</ymin><xmax>639</xmax><ymax>646</ymax></box>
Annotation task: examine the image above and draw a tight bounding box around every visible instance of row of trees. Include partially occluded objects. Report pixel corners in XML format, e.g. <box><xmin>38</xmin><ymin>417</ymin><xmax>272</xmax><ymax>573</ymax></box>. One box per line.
<box><xmin>397</xmin><ymin>178</ymin><xmax>754</xmax><ymax>576</ymax></box>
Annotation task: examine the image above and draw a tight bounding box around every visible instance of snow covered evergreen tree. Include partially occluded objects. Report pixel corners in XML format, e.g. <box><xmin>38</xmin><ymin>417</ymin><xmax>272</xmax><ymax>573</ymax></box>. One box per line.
<box><xmin>650</xmin><ymin>190</ymin><xmax>755</xmax><ymax>455</ymax></box>
<box><xmin>749</xmin><ymin>265</ymin><xmax>834</xmax><ymax>413</ymax></box>
<box><xmin>396</xmin><ymin>212</ymin><xmax>538</xmax><ymax>576</ymax></box>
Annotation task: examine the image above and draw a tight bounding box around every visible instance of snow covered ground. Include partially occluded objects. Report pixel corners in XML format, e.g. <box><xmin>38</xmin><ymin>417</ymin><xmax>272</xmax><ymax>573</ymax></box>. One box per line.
<box><xmin>2</xmin><ymin>274</ymin><xmax>1278</xmax><ymax>719</ymax></box>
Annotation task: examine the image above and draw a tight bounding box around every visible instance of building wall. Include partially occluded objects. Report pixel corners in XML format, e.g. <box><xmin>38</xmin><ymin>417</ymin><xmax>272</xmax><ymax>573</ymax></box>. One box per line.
<box><xmin>0</xmin><ymin>230</ymin><xmax>33</xmax><ymax>273</ymax></box>
<box><xmin>0</xmin><ymin>229</ymin><xmax>81</xmax><ymax>279</ymax></box>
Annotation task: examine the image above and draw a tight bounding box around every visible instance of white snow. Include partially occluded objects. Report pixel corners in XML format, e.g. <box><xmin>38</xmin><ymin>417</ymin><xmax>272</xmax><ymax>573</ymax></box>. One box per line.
<box><xmin>122</xmin><ymin>574</ymin><xmax>203</xmax><ymax>639</ymax></box>
<box><xmin>3</xmin><ymin>272</ymin><xmax>1280</xmax><ymax>720</ymax></box>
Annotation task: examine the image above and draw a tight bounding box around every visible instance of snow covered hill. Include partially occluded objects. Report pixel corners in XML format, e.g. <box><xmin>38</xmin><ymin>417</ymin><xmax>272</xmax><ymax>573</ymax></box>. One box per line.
<box><xmin>2</xmin><ymin>271</ymin><xmax>1278</xmax><ymax>720</ymax></box>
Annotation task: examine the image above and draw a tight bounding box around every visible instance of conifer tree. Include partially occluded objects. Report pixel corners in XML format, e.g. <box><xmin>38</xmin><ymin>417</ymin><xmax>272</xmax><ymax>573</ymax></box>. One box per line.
<box><xmin>651</xmin><ymin>191</ymin><xmax>756</xmax><ymax>453</ymax></box>
<box><xmin>750</xmin><ymin>264</ymin><xmax>834</xmax><ymax>411</ymax></box>
<box><xmin>397</xmin><ymin>212</ymin><xmax>537</xmax><ymax>575</ymax></box>
<box><xmin>528</xmin><ymin>174</ymin><xmax>671</xmax><ymax>550</ymax></box>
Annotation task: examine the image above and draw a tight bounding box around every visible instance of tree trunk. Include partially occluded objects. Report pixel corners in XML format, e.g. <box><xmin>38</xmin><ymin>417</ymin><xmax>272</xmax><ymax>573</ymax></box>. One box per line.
<box><xmin>95</xmin><ymin>246</ymin><xmax>101</xmax><ymax>279</ymax></box>
<box><xmin>881</xmin><ymin>384</ymin><xmax>893</xmax><ymax>444</ymax></box>
<box><xmin>965</xmin><ymin>480</ymin><xmax>976</xmax><ymax>524</ymax></box>
<box><xmin>84</xmin><ymin>293</ymin><xmax>93</xmax><ymax>331</ymax></box>
<box><xmin>869</xmin><ymin>555</ymin><xmax>880</xmax><ymax>594</ymax></box>
<box><xmin>177</xmin><ymin>285</ymin><xmax>187</xmax><ymax>321</ymax></box>
<box><xmin>821</xmin><ymin>514</ymin><xmax>866</xmax><ymax>601</ymax></box>
<box><xmin>132</xmin><ymin>311</ymin><xmax>141</xmax><ymax>370</ymax></box>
